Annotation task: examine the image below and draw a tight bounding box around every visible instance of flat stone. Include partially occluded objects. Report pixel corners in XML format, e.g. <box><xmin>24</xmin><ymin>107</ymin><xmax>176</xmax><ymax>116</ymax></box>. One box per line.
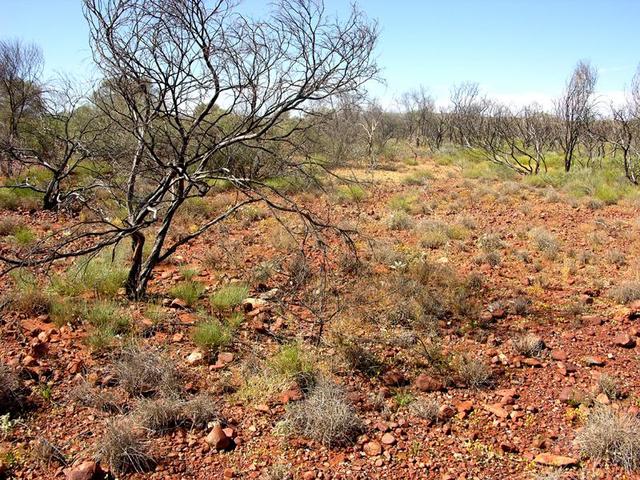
<box><xmin>534</xmin><ymin>453</ymin><xmax>578</xmax><ymax>467</ymax></box>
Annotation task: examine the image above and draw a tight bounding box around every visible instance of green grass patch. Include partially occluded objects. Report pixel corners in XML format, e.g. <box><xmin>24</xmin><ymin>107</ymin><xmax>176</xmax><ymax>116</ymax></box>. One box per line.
<box><xmin>209</xmin><ymin>283</ymin><xmax>249</xmax><ymax>311</ymax></box>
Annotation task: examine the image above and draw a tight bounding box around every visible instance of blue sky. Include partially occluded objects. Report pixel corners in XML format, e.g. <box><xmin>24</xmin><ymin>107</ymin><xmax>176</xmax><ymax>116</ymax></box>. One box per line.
<box><xmin>2</xmin><ymin>0</ymin><xmax>639</xmax><ymax>109</ymax></box>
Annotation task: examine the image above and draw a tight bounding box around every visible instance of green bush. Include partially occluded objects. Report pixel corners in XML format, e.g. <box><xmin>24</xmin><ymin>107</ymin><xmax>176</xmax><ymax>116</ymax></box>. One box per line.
<box><xmin>169</xmin><ymin>281</ymin><xmax>205</xmax><ymax>307</ymax></box>
<box><xmin>192</xmin><ymin>318</ymin><xmax>233</xmax><ymax>353</ymax></box>
<box><xmin>209</xmin><ymin>283</ymin><xmax>248</xmax><ymax>311</ymax></box>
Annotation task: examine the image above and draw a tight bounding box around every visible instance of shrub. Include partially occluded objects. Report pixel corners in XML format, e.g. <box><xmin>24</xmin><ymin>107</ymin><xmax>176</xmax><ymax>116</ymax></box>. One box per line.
<box><xmin>388</xmin><ymin>193</ymin><xmax>418</xmax><ymax>213</ymax></box>
<box><xmin>454</xmin><ymin>353</ymin><xmax>492</xmax><ymax>389</ymax></box>
<box><xmin>86</xmin><ymin>301</ymin><xmax>130</xmax><ymax>334</ymax></box>
<box><xmin>50</xmin><ymin>297</ymin><xmax>83</xmax><ymax>327</ymax></box>
<box><xmin>170</xmin><ymin>281</ymin><xmax>205</xmax><ymax>307</ymax></box>
<box><xmin>576</xmin><ymin>406</ymin><xmax>640</xmax><ymax>471</ymax></box>
<box><xmin>209</xmin><ymin>283</ymin><xmax>249</xmax><ymax>311</ymax></box>
<box><xmin>387</xmin><ymin>210</ymin><xmax>413</xmax><ymax>231</ymax></box>
<box><xmin>477</xmin><ymin>233</ymin><xmax>505</xmax><ymax>252</ymax></box>
<box><xmin>0</xmin><ymin>364</ymin><xmax>22</xmax><ymax>413</ymax></box>
<box><xmin>409</xmin><ymin>398</ymin><xmax>441</xmax><ymax>423</ymax></box>
<box><xmin>191</xmin><ymin>319</ymin><xmax>233</xmax><ymax>354</ymax></box>
<box><xmin>70</xmin><ymin>381</ymin><xmax>121</xmax><ymax>412</ymax></box>
<box><xmin>610</xmin><ymin>281</ymin><xmax>640</xmax><ymax>304</ymax></box>
<box><xmin>0</xmin><ymin>218</ymin><xmax>22</xmax><ymax>236</ymax></box>
<box><xmin>335</xmin><ymin>337</ymin><xmax>381</xmax><ymax>376</ymax></box>
<box><xmin>115</xmin><ymin>347</ymin><xmax>181</xmax><ymax>397</ymax></box>
<box><xmin>281</xmin><ymin>380</ymin><xmax>362</xmax><ymax>446</ymax></box>
<box><xmin>9</xmin><ymin>271</ymin><xmax>51</xmax><ymax>316</ymax></box>
<box><xmin>11</xmin><ymin>226</ymin><xmax>36</xmax><ymax>246</ymax></box>
<box><xmin>135</xmin><ymin>393</ymin><xmax>218</xmax><ymax>432</ymax></box>
<box><xmin>51</xmin><ymin>254</ymin><xmax>128</xmax><ymax>298</ymax></box>
<box><xmin>598</xmin><ymin>374</ymin><xmax>621</xmax><ymax>400</ymax></box>
<box><xmin>270</xmin><ymin>344</ymin><xmax>314</xmax><ymax>383</ymax></box>
<box><xmin>402</xmin><ymin>169</ymin><xmax>432</xmax><ymax>186</ymax></box>
<box><xmin>512</xmin><ymin>333</ymin><xmax>546</xmax><ymax>358</ymax></box>
<box><xmin>31</xmin><ymin>438</ymin><xmax>66</xmax><ymax>466</ymax></box>
<box><xmin>97</xmin><ymin>420</ymin><xmax>155</xmax><ymax>475</ymax></box>
<box><xmin>336</xmin><ymin>184</ymin><xmax>366</xmax><ymax>203</ymax></box>
<box><xmin>528</xmin><ymin>227</ymin><xmax>560</xmax><ymax>259</ymax></box>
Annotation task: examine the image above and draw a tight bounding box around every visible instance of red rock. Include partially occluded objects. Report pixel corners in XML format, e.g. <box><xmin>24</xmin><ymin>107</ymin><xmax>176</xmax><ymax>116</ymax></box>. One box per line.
<box><xmin>613</xmin><ymin>333</ymin><xmax>636</xmax><ymax>348</ymax></box>
<box><xmin>595</xmin><ymin>393</ymin><xmax>610</xmax><ymax>405</ymax></box>
<box><xmin>302</xmin><ymin>472</ymin><xmax>315</xmax><ymax>480</ymax></box>
<box><xmin>551</xmin><ymin>350</ymin><xmax>567</xmax><ymax>361</ymax></box>
<box><xmin>414</xmin><ymin>374</ymin><xmax>443</xmax><ymax>392</ymax></box>
<box><xmin>205</xmin><ymin>424</ymin><xmax>233</xmax><ymax>451</ymax></box>
<box><xmin>223</xmin><ymin>468</ymin><xmax>235</xmax><ymax>478</ymax></box>
<box><xmin>491</xmin><ymin>308</ymin><xmax>506</xmax><ymax>319</ymax></box>
<box><xmin>439</xmin><ymin>404</ymin><xmax>455</xmax><ymax>419</ymax></box>
<box><xmin>170</xmin><ymin>298</ymin><xmax>188</xmax><ymax>309</ymax></box>
<box><xmin>456</xmin><ymin>400</ymin><xmax>474</xmax><ymax>418</ymax></box>
<box><xmin>523</xmin><ymin>358</ymin><xmax>542</xmax><ymax>367</ymax></box>
<box><xmin>21</xmin><ymin>355</ymin><xmax>36</xmax><ymax>367</ymax></box>
<box><xmin>217</xmin><ymin>352</ymin><xmax>234</xmax><ymax>364</ymax></box>
<box><xmin>499</xmin><ymin>442</ymin><xmax>518</xmax><ymax>453</ymax></box>
<box><xmin>278</xmin><ymin>387</ymin><xmax>303</xmax><ymax>404</ymax></box>
<box><xmin>584</xmin><ymin>356</ymin><xmax>606</xmax><ymax>367</ymax></box>
<box><xmin>363</xmin><ymin>441</ymin><xmax>382</xmax><ymax>456</ymax></box>
<box><xmin>534</xmin><ymin>453</ymin><xmax>578</xmax><ymax>467</ymax></box>
<box><xmin>484</xmin><ymin>403</ymin><xmax>508</xmax><ymax>419</ymax></box>
<box><xmin>381</xmin><ymin>433</ymin><xmax>396</xmax><ymax>445</ymax></box>
<box><xmin>64</xmin><ymin>461</ymin><xmax>98</xmax><ymax>480</ymax></box>
<box><xmin>381</xmin><ymin>370</ymin><xmax>407</xmax><ymax>387</ymax></box>
<box><xmin>582</xmin><ymin>315</ymin><xmax>604</xmax><ymax>326</ymax></box>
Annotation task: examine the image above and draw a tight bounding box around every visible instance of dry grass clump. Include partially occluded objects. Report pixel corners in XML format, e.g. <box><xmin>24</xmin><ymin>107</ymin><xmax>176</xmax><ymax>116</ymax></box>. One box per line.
<box><xmin>610</xmin><ymin>281</ymin><xmax>640</xmax><ymax>304</ymax></box>
<box><xmin>512</xmin><ymin>333</ymin><xmax>546</xmax><ymax>358</ymax></box>
<box><xmin>597</xmin><ymin>374</ymin><xmax>621</xmax><ymax>400</ymax></box>
<box><xmin>115</xmin><ymin>346</ymin><xmax>181</xmax><ymax>397</ymax></box>
<box><xmin>134</xmin><ymin>393</ymin><xmax>218</xmax><ymax>432</ymax></box>
<box><xmin>528</xmin><ymin>227</ymin><xmax>561</xmax><ymax>259</ymax></box>
<box><xmin>281</xmin><ymin>380</ymin><xmax>362</xmax><ymax>447</ymax></box>
<box><xmin>454</xmin><ymin>353</ymin><xmax>492</xmax><ymax>389</ymax></box>
<box><xmin>31</xmin><ymin>438</ymin><xmax>66</xmax><ymax>466</ymax></box>
<box><xmin>387</xmin><ymin>210</ymin><xmax>413</xmax><ymax>231</ymax></box>
<box><xmin>575</xmin><ymin>406</ymin><xmax>640</xmax><ymax>471</ymax></box>
<box><xmin>70</xmin><ymin>381</ymin><xmax>121</xmax><ymax>412</ymax></box>
<box><xmin>409</xmin><ymin>397</ymin><xmax>441</xmax><ymax>423</ymax></box>
<box><xmin>97</xmin><ymin>419</ymin><xmax>155</xmax><ymax>475</ymax></box>
<box><xmin>334</xmin><ymin>336</ymin><xmax>382</xmax><ymax>377</ymax></box>
<box><xmin>0</xmin><ymin>364</ymin><xmax>23</xmax><ymax>412</ymax></box>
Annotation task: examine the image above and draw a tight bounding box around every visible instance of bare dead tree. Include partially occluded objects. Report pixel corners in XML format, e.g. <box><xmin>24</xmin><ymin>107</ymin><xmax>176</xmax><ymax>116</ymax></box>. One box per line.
<box><xmin>0</xmin><ymin>39</ymin><xmax>45</xmax><ymax>176</ymax></box>
<box><xmin>1</xmin><ymin>78</ymin><xmax>107</xmax><ymax>210</ymax></box>
<box><xmin>0</xmin><ymin>0</ymin><xmax>379</xmax><ymax>300</ymax></box>
<box><xmin>450</xmin><ymin>82</ymin><xmax>487</xmax><ymax>148</ymax></box>
<box><xmin>555</xmin><ymin>60</ymin><xmax>598</xmax><ymax>172</ymax></box>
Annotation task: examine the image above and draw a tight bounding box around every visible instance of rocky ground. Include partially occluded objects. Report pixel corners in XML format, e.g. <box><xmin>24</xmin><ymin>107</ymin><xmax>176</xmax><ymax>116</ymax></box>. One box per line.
<box><xmin>1</xmin><ymin>155</ymin><xmax>640</xmax><ymax>479</ymax></box>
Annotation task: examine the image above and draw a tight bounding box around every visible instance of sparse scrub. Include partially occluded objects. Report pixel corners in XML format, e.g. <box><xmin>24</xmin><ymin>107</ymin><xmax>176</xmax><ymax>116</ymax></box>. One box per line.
<box><xmin>191</xmin><ymin>318</ymin><xmax>234</xmax><ymax>355</ymax></box>
<box><xmin>209</xmin><ymin>283</ymin><xmax>249</xmax><ymax>311</ymax></box>
<box><xmin>170</xmin><ymin>281</ymin><xmax>205</xmax><ymax>307</ymax></box>
<box><xmin>135</xmin><ymin>393</ymin><xmax>219</xmax><ymax>432</ymax></box>
<box><xmin>0</xmin><ymin>364</ymin><xmax>23</xmax><ymax>413</ymax></box>
<box><xmin>281</xmin><ymin>380</ymin><xmax>362</xmax><ymax>446</ymax></box>
<box><xmin>97</xmin><ymin>420</ymin><xmax>155</xmax><ymax>475</ymax></box>
<box><xmin>387</xmin><ymin>210</ymin><xmax>413</xmax><ymax>231</ymax></box>
<box><xmin>0</xmin><ymin>218</ymin><xmax>22</xmax><ymax>236</ymax></box>
<box><xmin>598</xmin><ymin>374</ymin><xmax>621</xmax><ymax>400</ymax></box>
<box><xmin>610</xmin><ymin>281</ymin><xmax>640</xmax><ymax>304</ymax></box>
<box><xmin>454</xmin><ymin>353</ymin><xmax>492</xmax><ymax>389</ymax></box>
<box><xmin>335</xmin><ymin>184</ymin><xmax>366</xmax><ymax>203</ymax></box>
<box><xmin>576</xmin><ymin>406</ymin><xmax>640</xmax><ymax>471</ymax></box>
<box><xmin>9</xmin><ymin>272</ymin><xmax>51</xmax><ymax>316</ymax></box>
<box><xmin>512</xmin><ymin>333</ymin><xmax>546</xmax><ymax>357</ymax></box>
<box><xmin>335</xmin><ymin>336</ymin><xmax>381</xmax><ymax>376</ymax></box>
<box><xmin>409</xmin><ymin>398</ymin><xmax>441</xmax><ymax>423</ymax></box>
<box><xmin>70</xmin><ymin>381</ymin><xmax>121</xmax><ymax>412</ymax></box>
<box><xmin>115</xmin><ymin>347</ymin><xmax>181</xmax><ymax>397</ymax></box>
<box><xmin>528</xmin><ymin>227</ymin><xmax>561</xmax><ymax>259</ymax></box>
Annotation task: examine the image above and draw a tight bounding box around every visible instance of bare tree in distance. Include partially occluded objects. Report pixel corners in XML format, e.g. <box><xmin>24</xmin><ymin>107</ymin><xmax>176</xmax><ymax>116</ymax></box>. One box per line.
<box><xmin>0</xmin><ymin>0</ymin><xmax>380</xmax><ymax>300</ymax></box>
<box><xmin>555</xmin><ymin>60</ymin><xmax>598</xmax><ymax>172</ymax></box>
<box><xmin>0</xmin><ymin>38</ymin><xmax>45</xmax><ymax>176</ymax></box>
<box><xmin>450</xmin><ymin>82</ymin><xmax>488</xmax><ymax>148</ymax></box>
<box><xmin>1</xmin><ymin>78</ymin><xmax>108</xmax><ymax>210</ymax></box>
